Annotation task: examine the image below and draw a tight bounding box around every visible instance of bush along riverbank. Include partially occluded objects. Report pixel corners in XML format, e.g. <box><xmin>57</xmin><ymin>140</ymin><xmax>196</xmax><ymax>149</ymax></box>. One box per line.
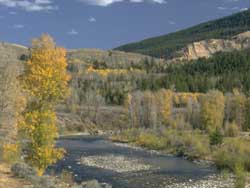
<box><xmin>110</xmin><ymin>128</ymin><xmax>250</xmax><ymax>187</ymax></box>
<box><xmin>9</xmin><ymin>162</ymin><xmax>112</xmax><ymax>188</ymax></box>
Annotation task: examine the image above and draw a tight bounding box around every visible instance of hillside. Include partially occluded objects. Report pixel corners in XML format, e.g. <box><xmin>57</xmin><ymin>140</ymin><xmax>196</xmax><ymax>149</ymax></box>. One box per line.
<box><xmin>115</xmin><ymin>9</ymin><xmax>250</xmax><ymax>59</ymax></box>
<box><xmin>67</xmin><ymin>48</ymin><xmax>163</xmax><ymax>66</ymax></box>
<box><xmin>0</xmin><ymin>42</ymin><xmax>163</xmax><ymax>67</ymax></box>
<box><xmin>0</xmin><ymin>42</ymin><xmax>27</xmax><ymax>63</ymax></box>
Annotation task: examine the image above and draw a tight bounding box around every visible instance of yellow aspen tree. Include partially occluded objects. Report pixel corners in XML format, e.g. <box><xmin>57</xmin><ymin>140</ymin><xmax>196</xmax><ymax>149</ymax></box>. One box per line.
<box><xmin>200</xmin><ymin>90</ymin><xmax>225</xmax><ymax>133</ymax></box>
<box><xmin>19</xmin><ymin>34</ymin><xmax>70</xmax><ymax>175</ymax></box>
<box><xmin>230</xmin><ymin>89</ymin><xmax>246</xmax><ymax>130</ymax></box>
<box><xmin>155</xmin><ymin>89</ymin><xmax>173</xmax><ymax>125</ymax></box>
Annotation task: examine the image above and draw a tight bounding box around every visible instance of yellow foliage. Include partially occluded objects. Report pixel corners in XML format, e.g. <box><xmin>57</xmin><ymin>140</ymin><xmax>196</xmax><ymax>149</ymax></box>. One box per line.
<box><xmin>2</xmin><ymin>144</ymin><xmax>19</xmax><ymax>164</ymax></box>
<box><xmin>124</xmin><ymin>93</ymin><xmax>132</xmax><ymax>108</ymax></box>
<box><xmin>155</xmin><ymin>89</ymin><xmax>173</xmax><ymax>124</ymax></box>
<box><xmin>86</xmin><ymin>66</ymin><xmax>143</xmax><ymax>78</ymax></box>
<box><xmin>173</xmin><ymin>92</ymin><xmax>202</xmax><ymax>106</ymax></box>
<box><xmin>200</xmin><ymin>90</ymin><xmax>225</xmax><ymax>132</ymax></box>
<box><xmin>19</xmin><ymin>34</ymin><xmax>69</xmax><ymax>175</ymax></box>
<box><xmin>21</xmin><ymin>35</ymin><xmax>70</xmax><ymax>104</ymax></box>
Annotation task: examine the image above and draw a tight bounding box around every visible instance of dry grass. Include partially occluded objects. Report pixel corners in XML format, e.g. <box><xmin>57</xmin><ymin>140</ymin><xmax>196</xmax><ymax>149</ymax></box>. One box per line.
<box><xmin>0</xmin><ymin>163</ymin><xmax>31</xmax><ymax>188</ymax></box>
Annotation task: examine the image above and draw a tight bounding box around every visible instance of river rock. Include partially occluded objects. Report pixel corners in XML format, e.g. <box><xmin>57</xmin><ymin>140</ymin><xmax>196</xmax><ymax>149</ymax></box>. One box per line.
<box><xmin>11</xmin><ymin>163</ymin><xmax>37</xmax><ymax>179</ymax></box>
<box><xmin>164</xmin><ymin>174</ymin><xmax>235</xmax><ymax>188</ymax></box>
<box><xmin>80</xmin><ymin>180</ymin><xmax>112</xmax><ymax>188</ymax></box>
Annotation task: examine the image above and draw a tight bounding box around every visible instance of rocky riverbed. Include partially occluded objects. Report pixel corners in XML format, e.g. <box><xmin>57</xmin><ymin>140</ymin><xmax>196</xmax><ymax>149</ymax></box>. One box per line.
<box><xmin>80</xmin><ymin>155</ymin><xmax>154</xmax><ymax>173</ymax></box>
<box><xmin>164</xmin><ymin>174</ymin><xmax>235</xmax><ymax>188</ymax></box>
<box><xmin>50</xmin><ymin>136</ymin><xmax>234</xmax><ymax>188</ymax></box>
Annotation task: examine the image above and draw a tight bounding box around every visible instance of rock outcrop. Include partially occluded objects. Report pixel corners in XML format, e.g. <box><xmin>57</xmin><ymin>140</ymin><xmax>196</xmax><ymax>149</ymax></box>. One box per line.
<box><xmin>172</xmin><ymin>31</ymin><xmax>250</xmax><ymax>62</ymax></box>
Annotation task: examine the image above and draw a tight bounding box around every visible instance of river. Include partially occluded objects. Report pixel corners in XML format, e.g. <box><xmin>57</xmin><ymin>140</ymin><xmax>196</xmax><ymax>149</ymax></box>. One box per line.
<box><xmin>48</xmin><ymin>135</ymin><xmax>217</xmax><ymax>188</ymax></box>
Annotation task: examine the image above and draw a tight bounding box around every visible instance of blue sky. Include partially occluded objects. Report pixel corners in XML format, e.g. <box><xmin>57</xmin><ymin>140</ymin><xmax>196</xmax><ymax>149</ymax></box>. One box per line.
<box><xmin>0</xmin><ymin>0</ymin><xmax>249</xmax><ymax>49</ymax></box>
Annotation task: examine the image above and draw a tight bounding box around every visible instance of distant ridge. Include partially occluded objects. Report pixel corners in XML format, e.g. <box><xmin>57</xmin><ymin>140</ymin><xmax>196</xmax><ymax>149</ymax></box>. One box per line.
<box><xmin>0</xmin><ymin>42</ymin><xmax>163</xmax><ymax>67</ymax></box>
<box><xmin>115</xmin><ymin>9</ymin><xmax>250</xmax><ymax>59</ymax></box>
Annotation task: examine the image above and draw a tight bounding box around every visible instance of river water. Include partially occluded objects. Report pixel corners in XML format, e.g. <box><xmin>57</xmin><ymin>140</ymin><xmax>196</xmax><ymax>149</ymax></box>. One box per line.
<box><xmin>48</xmin><ymin>135</ymin><xmax>216</xmax><ymax>188</ymax></box>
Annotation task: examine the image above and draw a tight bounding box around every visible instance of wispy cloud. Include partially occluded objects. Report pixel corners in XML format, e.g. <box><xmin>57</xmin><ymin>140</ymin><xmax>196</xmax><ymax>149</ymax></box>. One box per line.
<box><xmin>88</xmin><ymin>17</ymin><xmax>96</xmax><ymax>22</ymax></box>
<box><xmin>13</xmin><ymin>24</ymin><xmax>24</xmax><ymax>29</ymax></box>
<box><xmin>232</xmin><ymin>6</ymin><xmax>239</xmax><ymax>10</ymax></box>
<box><xmin>78</xmin><ymin>0</ymin><xmax>167</xmax><ymax>6</ymax></box>
<box><xmin>0</xmin><ymin>0</ymin><xmax>57</xmax><ymax>12</ymax></box>
<box><xmin>217</xmin><ymin>6</ymin><xmax>228</xmax><ymax>10</ymax></box>
<box><xmin>168</xmin><ymin>20</ymin><xmax>176</xmax><ymax>25</ymax></box>
<box><xmin>9</xmin><ymin>11</ymin><xmax>17</xmax><ymax>14</ymax></box>
<box><xmin>67</xmin><ymin>29</ymin><xmax>79</xmax><ymax>35</ymax></box>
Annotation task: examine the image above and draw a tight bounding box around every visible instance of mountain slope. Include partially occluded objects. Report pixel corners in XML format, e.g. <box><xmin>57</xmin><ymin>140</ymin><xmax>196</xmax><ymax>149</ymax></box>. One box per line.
<box><xmin>67</xmin><ymin>48</ymin><xmax>163</xmax><ymax>68</ymax></box>
<box><xmin>0</xmin><ymin>42</ymin><xmax>163</xmax><ymax>68</ymax></box>
<box><xmin>0</xmin><ymin>42</ymin><xmax>27</xmax><ymax>64</ymax></box>
<box><xmin>115</xmin><ymin>9</ymin><xmax>250</xmax><ymax>59</ymax></box>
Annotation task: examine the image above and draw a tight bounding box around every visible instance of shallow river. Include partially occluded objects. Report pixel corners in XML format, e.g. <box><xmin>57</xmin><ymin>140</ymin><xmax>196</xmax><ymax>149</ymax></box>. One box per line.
<box><xmin>48</xmin><ymin>135</ymin><xmax>217</xmax><ymax>188</ymax></box>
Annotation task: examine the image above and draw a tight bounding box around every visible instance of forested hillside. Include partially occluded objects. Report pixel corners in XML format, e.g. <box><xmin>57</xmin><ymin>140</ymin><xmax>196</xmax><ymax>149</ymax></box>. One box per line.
<box><xmin>115</xmin><ymin>9</ymin><xmax>250</xmax><ymax>59</ymax></box>
<box><xmin>160</xmin><ymin>49</ymin><xmax>250</xmax><ymax>94</ymax></box>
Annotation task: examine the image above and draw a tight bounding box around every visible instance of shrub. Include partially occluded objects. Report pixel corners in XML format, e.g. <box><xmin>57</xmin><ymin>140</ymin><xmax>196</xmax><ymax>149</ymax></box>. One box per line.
<box><xmin>180</xmin><ymin>131</ymin><xmax>210</xmax><ymax>159</ymax></box>
<box><xmin>209</xmin><ymin>129</ymin><xmax>223</xmax><ymax>146</ymax></box>
<box><xmin>60</xmin><ymin>170</ymin><xmax>74</xmax><ymax>185</ymax></box>
<box><xmin>169</xmin><ymin>114</ymin><xmax>192</xmax><ymax>131</ymax></box>
<box><xmin>234</xmin><ymin>164</ymin><xmax>246</xmax><ymax>188</ymax></box>
<box><xmin>224</xmin><ymin>122</ymin><xmax>240</xmax><ymax>137</ymax></box>
<box><xmin>163</xmin><ymin>129</ymin><xmax>210</xmax><ymax>159</ymax></box>
<box><xmin>214</xmin><ymin>138</ymin><xmax>250</xmax><ymax>171</ymax></box>
<box><xmin>2</xmin><ymin>144</ymin><xmax>20</xmax><ymax>164</ymax></box>
<box><xmin>136</xmin><ymin>132</ymin><xmax>166</xmax><ymax>150</ymax></box>
<box><xmin>11</xmin><ymin>163</ymin><xmax>37</xmax><ymax>179</ymax></box>
<box><xmin>111</xmin><ymin>128</ymin><xmax>140</xmax><ymax>143</ymax></box>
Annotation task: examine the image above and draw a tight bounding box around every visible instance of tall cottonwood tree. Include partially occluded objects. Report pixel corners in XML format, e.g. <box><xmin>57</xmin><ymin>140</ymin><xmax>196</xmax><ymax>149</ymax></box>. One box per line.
<box><xmin>154</xmin><ymin>89</ymin><xmax>173</xmax><ymax>125</ymax></box>
<box><xmin>227</xmin><ymin>89</ymin><xmax>246</xmax><ymax>130</ymax></box>
<box><xmin>200</xmin><ymin>90</ymin><xmax>225</xmax><ymax>132</ymax></box>
<box><xmin>19</xmin><ymin>34</ymin><xmax>70</xmax><ymax>175</ymax></box>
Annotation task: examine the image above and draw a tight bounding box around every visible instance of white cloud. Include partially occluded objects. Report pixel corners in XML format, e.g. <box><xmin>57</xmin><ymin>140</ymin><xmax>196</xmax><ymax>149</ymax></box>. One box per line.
<box><xmin>79</xmin><ymin>0</ymin><xmax>122</xmax><ymax>6</ymax></box>
<box><xmin>232</xmin><ymin>6</ymin><xmax>239</xmax><ymax>10</ymax></box>
<box><xmin>0</xmin><ymin>0</ymin><xmax>57</xmax><ymax>12</ymax></box>
<box><xmin>68</xmin><ymin>29</ymin><xmax>79</xmax><ymax>35</ymax></box>
<box><xmin>150</xmin><ymin>0</ymin><xmax>165</xmax><ymax>3</ymax></box>
<box><xmin>13</xmin><ymin>24</ymin><xmax>24</xmax><ymax>29</ymax></box>
<box><xmin>88</xmin><ymin>17</ymin><xmax>96</xmax><ymax>22</ymax></box>
<box><xmin>79</xmin><ymin>0</ymin><xmax>167</xmax><ymax>6</ymax></box>
<box><xmin>168</xmin><ymin>20</ymin><xmax>176</xmax><ymax>25</ymax></box>
<box><xmin>226</xmin><ymin>0</ymin><xmax>239</xmax><ymax>2</ymax></box>
<box><xmin>240</xmin><ymin>7</ymin><xmax>248</xmax><ymax>12</ymax></box>
<box><xmin>217</xmin><ymin>6</ymin><xmax>228</xmax><ymax>10</ymax></box>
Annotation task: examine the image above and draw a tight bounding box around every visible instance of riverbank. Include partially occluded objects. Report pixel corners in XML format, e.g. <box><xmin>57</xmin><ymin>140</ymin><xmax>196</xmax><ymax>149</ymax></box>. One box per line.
<box><xmin>112</xmin><ymin>142</ymin><xmax>214</xmax><ymax>167</ymax></box>
<box><xmin>164</xmin><ymin>174</ymin><xmax>235</xmax><ymax>188</ymax></box>
<box><xmin>108</xmin><ymin>140</ymin><xmax>237</xmax><ymax>188</ymax></box>
<box><xmin>113</xmin><ymin>141</ymin><xmax>237</xmax><ymax>187</ymax></box>
<box><xmin>110</xmin><ymin>128</ymin><xmax>250</xmax><ymax>187</ymax></box>
<box><xmin>110</xmin><ymin>129</ymin><xmax>214</xmax><ymax>164</ymax></box>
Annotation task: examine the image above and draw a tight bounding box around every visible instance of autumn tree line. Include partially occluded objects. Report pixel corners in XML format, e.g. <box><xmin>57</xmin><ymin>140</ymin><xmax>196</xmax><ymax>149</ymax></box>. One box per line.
<box><xmin>125</xmin><ymin>89</ymin><xmax>250</xmax><ymax>134</ymax></box>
